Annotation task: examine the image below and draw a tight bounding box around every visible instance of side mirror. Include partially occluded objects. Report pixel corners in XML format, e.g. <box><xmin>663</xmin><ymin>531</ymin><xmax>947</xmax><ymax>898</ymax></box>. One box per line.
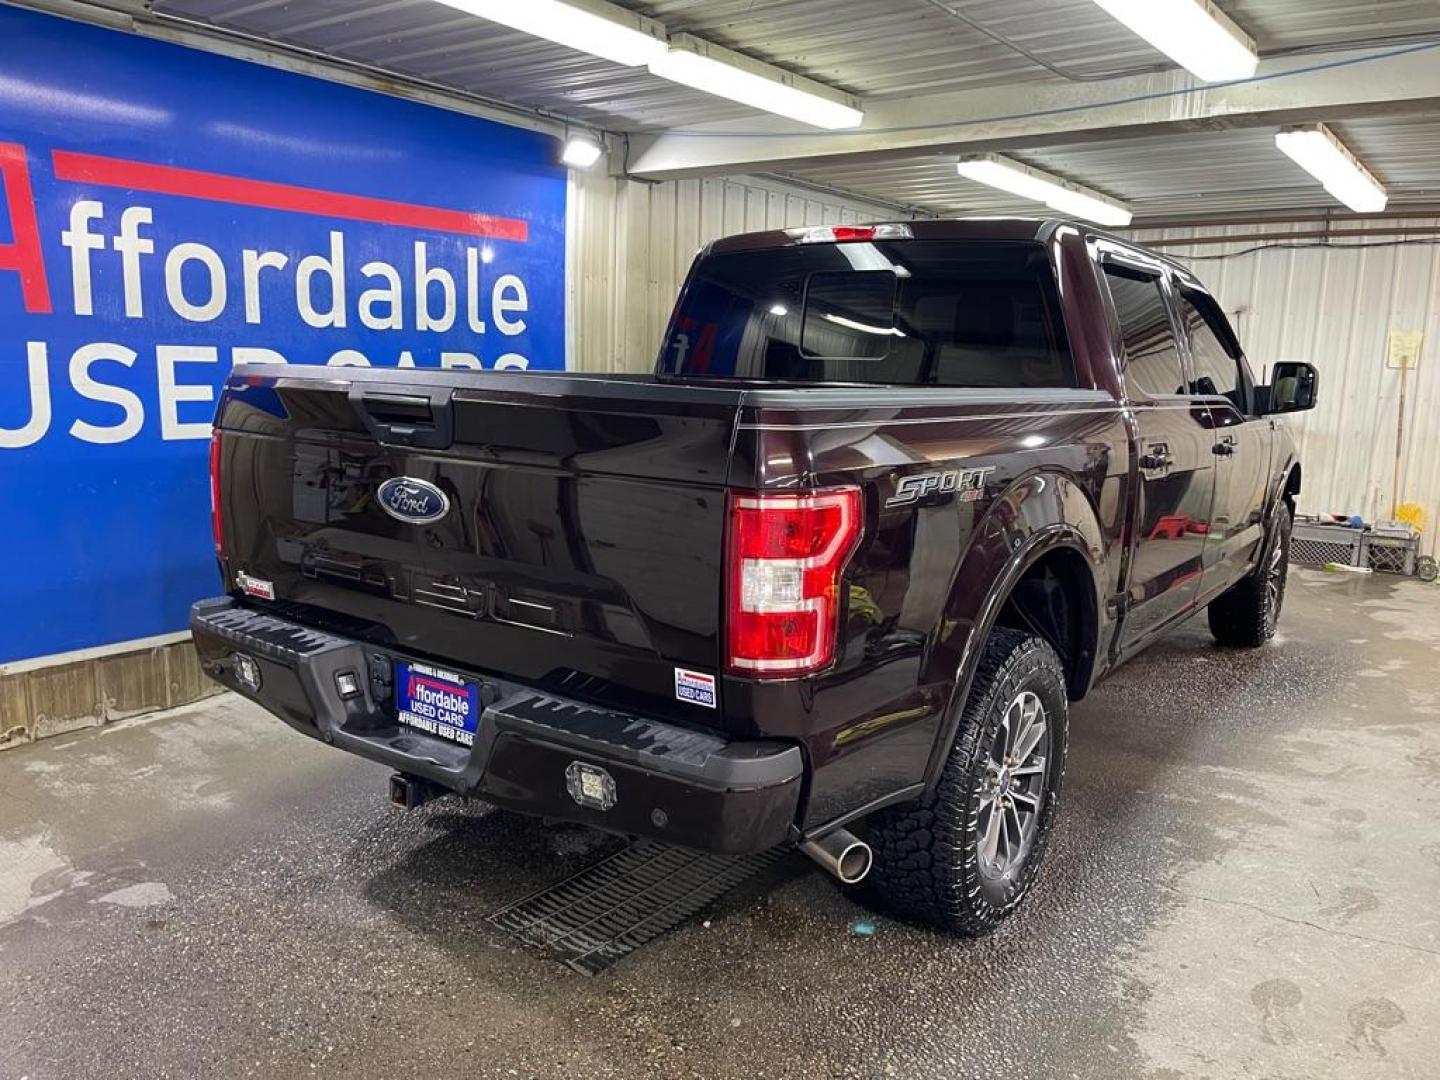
<box><xmin>1259</xmin><ymin>361</ymin><xmax>1318</xmax><ymax>415</ymax></box>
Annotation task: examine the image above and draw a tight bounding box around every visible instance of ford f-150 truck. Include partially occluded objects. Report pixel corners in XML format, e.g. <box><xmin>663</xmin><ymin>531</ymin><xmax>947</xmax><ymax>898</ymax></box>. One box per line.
<box><xmin>192</xmin><ymin>218</ymin><xmax>1317</xmax><ymax>935</ymax></box>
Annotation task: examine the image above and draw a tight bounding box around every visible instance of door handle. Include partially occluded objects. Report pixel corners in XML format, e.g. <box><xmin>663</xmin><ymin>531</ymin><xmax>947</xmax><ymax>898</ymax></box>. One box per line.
<box><xmin>1139</xmin><ymin>445</ymin><xmax>1172</xmax><ymax>471</ymax></box>
<box><xmin>1212</xmin><ymin>435</ymin><xmax>1237</xmax><ymax>457</ymax></box>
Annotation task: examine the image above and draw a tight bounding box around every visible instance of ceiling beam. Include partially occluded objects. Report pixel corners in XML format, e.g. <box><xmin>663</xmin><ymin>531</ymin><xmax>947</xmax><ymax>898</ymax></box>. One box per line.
<box><xmin>1131</xmin><ymin>204</ymin><xmax>1440</xmax><ymax>230</ymax></box>
<box><xmin>626</xmin><ymin>41</ymin><xmax>1440</xmax><ymax>180</ymax></box>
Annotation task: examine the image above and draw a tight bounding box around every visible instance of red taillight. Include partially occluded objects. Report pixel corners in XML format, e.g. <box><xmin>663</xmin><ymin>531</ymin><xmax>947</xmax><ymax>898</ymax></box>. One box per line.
<box><xmin>725</xmin><ymin>488</ymin><xmax>862</xmax><ymax>677</ymax></box>
<box><xmin>209</xmin><ymin>430</ymin><xmax>224</xmax><ymax>556</ymax></box>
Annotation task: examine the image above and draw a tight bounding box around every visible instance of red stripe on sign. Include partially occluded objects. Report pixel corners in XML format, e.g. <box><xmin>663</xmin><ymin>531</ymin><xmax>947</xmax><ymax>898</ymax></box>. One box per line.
<box><xmin>51</xmin><ymin>150</ymin><xmax>529</xmax><ymax>242</ymax></box>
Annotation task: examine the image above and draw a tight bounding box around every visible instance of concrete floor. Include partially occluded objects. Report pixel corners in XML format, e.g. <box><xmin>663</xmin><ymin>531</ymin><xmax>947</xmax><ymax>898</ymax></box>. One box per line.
<box><xmin>2</xmin><ymin>569</ymin><xmax>1438</xmax><ymax>1079</ymax></box>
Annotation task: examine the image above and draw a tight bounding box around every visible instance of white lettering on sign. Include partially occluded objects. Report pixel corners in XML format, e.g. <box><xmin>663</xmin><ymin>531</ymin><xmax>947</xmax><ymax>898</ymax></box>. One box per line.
<box><xmin>415</xmin><ymin>241</ymin><xmax>455</xmax><ymax>333</ymax></box>
<box><xmin>156</xmin><ymin>344</ymin><xmax>218</xmax><ymax>441</ymax></box>
<box><xmin>492</xmin><ymin>274</ymin><xmax>528</xmax><ymax>336</ymax></box>
<box><xmin>242</xmin><ymin>249</ymin><xmax>289</xmax><ymax>325</ymax></box>
<box><xmin>398</xmin><ymin>662</ymin><xmax>477</xmax><ymax>747</ymax></box>
<box><xmin>42</xmin><ymin>208</ymin><xmax>536</xmax><ymax>335</ymax></box>
<box><xmin>0</xmin><ymin>342</ymin><xmax>51</xmax><ymax>449</ymax></box>
<box><xmin>465</xmin><ymin>246</ymin><xmax>487</xmax><ymax>334</ymax></box>
<box><xmin>165</xmin><ymin>242</ymin><xmax>227</xmax><ymax>322</ymax></box>
<box><xmin>358</xmin><ymin>260</ymin><xmax>403</xmax><ymax>331</ymax></box>
<box><xmin>60</xmin><ymin>200</ymin><xmax>105</xmax><ymax>317</ymax></box>
<box><xmin>114</xmin><ymin>207</ymin><xmax>153</xmax><ymax>318</ymax></box>
<box><xmin>69</xmin><ymin>342</ymin><xmax>142</xmax><ymax>445</ymax></box>
<box><xmin>0</xmin><ymin>338</ymin><xmax>535</xmax><ymax>447</ymax></box>
<box><xmin>297</xmin><ymin>231</ymin><xmax>346</xmax><ymax>329</ymax></box>
<box><xmin>0</xmin><ymin>169</ymin><xmax>545</xmax><ymax>448</ymax></box>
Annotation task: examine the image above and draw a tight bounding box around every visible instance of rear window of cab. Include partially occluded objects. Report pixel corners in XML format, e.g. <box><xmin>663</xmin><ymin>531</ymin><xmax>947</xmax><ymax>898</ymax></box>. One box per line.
<box><xmin>661</xmin><ymin>240</ymin><xmax>1074</xmax><ymax>388</ymax></box>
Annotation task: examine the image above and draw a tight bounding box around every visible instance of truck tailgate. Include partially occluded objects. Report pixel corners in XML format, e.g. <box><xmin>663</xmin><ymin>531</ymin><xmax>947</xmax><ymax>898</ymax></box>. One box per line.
<box><xmin>213</xmin><ymin>367</ymin><xmax>742</xmax><ymax>727</ymax></box>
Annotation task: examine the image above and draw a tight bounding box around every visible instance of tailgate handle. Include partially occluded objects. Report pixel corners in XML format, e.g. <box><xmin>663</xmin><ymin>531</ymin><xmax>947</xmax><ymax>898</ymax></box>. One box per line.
<box><xmin>364</xmin><ymin>394</ymin><xmax>433</xmax><ymax>427</ymax></box>
<box><xmin>350</xmin><ymin>388</ymin><xmax>455</xmax><ymax>450</ymax></box>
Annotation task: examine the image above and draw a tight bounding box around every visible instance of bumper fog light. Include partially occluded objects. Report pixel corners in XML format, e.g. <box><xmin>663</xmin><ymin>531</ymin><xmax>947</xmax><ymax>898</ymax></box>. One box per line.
<box><xmin>565</xmin><ymin>761</ymin><xmax>617</xmax><ymax>811</ymax></box>
<box><xmin>233</xmin><ymin>653</ymin><xmax>262</xmax><ymax>692</ymax></box>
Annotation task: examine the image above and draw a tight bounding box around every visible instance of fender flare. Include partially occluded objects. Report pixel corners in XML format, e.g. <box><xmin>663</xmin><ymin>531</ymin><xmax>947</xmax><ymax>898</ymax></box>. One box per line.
<box><xmin>1258</xmin><ymin>458</ymin><xmax>1302</xmax><ymax>560</ymax></box>
<box><xmin>1267</xmin><ymin>453</ymin><xmax>1301</xmax><ymax>517</ymax></box>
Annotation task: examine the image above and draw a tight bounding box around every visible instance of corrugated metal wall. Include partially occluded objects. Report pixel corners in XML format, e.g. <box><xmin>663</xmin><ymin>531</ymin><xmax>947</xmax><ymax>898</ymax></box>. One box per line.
<box><xmin>566</xmin><ymin>169</ymin><xmax>904</xmax><ymax>374</ymax></box>
<box><xmin>1135</xmin><ymin>218</ymin><xmax>1440</xmax><ymax>554</ymax></box>
<box><xmin>565</xmin><ymin>178</ymin><xmax>1440</xmax><ymax>555</ymax></box>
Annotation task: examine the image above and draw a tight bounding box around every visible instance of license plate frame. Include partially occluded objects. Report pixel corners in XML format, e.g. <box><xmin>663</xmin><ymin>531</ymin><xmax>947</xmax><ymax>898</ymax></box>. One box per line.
<box><xmin>394</xmin><ymin>660</ymin><xmax>481</xmax><ymax>747</ymax></box>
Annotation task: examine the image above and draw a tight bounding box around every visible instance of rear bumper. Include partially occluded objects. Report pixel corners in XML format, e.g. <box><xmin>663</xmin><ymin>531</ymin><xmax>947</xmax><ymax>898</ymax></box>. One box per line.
<box><xmin>189</xmin><ymin>597</ymin><xmax>802</xmax><ymax>854</ymax></box>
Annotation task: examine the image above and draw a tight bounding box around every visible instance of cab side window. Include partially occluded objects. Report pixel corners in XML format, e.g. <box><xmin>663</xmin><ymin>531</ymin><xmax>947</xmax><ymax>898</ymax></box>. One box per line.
<box><xmin>1104</xmin><ymin>264</ymin><xmax>1185</xmax><ymax>398</ymax></box>
<box><xmin>1179</xmin><ymin>290</ymin><xmax>1246</xmax><ymax>411</ymax></box>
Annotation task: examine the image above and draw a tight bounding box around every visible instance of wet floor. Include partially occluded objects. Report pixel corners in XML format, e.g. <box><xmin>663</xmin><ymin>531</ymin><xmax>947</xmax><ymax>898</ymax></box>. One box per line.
<box><xmin>2</xmin><ymin>569</ymin><xmax>1438</xmax><ymax>1079</ymax></box>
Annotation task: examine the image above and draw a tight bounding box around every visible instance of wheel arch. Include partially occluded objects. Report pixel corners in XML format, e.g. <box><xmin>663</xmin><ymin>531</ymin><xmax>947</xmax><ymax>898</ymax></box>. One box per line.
<box><xmin>1262</xmin><ymin>459</ymin><xmax>1301</xmax><ymax>556</ymax></box>
<box><xmin>919</xmin><ymin>470</ymin><xmax>1106</xmax><ymax>791</ymax></box>
<box><xmin>1283</xmin><ymin>462</ymin><xmax>1302</xmax><ymax>506</ymax></box>
<box><xmin>994</xmin><ymin>544</ymin><xmax>1100</xmax><ymax>701</ymax></box>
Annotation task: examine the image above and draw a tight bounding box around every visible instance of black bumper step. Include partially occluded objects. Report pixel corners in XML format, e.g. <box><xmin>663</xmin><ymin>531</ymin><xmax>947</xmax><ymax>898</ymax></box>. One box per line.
<box><xmin>190</xmin><ymin>596</ymin><xmax>805</xmax><ymax>855</ymax></box>
<box><xmin>190</xmin><ymin>596</ymin><xmax>348</xmax><ymax>661</ymax></box>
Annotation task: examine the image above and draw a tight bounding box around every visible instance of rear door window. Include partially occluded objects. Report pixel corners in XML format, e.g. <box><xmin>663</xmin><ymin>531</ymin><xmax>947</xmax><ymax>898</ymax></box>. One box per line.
<box><xmin>662</xmin><ymin>240</ymin><xmax>1074</xmax><ymax>388</ymax></box>
<box><xmin>1103</xmin><ymin>265</ymin><xmax>1185</xmax><ymax>398</ymax></box>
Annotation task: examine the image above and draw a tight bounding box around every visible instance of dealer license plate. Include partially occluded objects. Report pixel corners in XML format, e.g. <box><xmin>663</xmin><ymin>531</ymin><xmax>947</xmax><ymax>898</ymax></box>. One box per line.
<box><xmin>394</xmin><ymin>661</ymin><xmax>480</xmax><ymax>747</ymax></box>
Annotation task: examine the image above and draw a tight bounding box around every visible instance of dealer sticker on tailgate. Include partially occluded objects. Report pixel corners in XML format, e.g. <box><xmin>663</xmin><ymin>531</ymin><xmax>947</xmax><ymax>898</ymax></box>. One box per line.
<box><xmin>395</xmin><ymin>661</ymin><xmax>480</xmax><ymax>747</ymax></box>
<box><xmin>674</xmin><ymin>667</ymin><xmax>717</xmax><ymax>708</ymax></box>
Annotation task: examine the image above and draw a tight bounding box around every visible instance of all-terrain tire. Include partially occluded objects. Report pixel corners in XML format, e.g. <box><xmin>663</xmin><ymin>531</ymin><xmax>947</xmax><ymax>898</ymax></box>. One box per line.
<box><xmin>1207</xmin><ymin>502</ymin><xmax>1292</xmax><ymax>647</ymax></box>
<box><xmin>863</xmin><ymin>628</ymin><xmax>1069</xmax><ymax>936</ymax></box>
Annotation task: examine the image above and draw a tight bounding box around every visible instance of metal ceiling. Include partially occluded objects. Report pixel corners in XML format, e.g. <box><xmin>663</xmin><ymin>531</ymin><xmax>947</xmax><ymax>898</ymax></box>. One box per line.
<box><xmin>775</xmin><ymin>114</ymin><xmax>1440</xmax><ymax>220</ymax></box>
<box><xmin>152</xmin><ymin>0</ymin><xmax>1440</xmax><ymax>128</ymax></box>
<box><xmin>142</xmin><ymin>0</ymin><xmax>1440</xmax><ymax>221</ymax></box>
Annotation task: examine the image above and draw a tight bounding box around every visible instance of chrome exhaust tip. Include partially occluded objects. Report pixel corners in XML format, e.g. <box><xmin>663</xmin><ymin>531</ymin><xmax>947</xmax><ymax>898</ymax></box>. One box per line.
<box><xmin>801</xmin><ymin>828</ymin><xmax>872</xmax><ymax>884</ymax></box>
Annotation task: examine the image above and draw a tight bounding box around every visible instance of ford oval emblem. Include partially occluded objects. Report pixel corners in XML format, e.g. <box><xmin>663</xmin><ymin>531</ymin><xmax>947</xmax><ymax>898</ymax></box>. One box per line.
<box><xmin>377</xmin><ymin>477</ymin><xmax>450</xmax><ymax>525</ymax></box>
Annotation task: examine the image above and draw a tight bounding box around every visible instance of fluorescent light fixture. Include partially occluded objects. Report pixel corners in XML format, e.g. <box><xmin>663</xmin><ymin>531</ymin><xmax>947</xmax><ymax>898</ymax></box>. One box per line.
<box><xmin>956</xmin><ymin>155</ymin><xmax>1134</xmax><ymax>227</ymax></box>
<box><xmin>768</xmin><ymin>304</ymin><xmax>789</xmax><ymax>316</ymax></box>
<box><xmin>823</xmin><ymin>313</ymin><xmax>904</xmax><ymax>337</ymax></box>
<box><xmin>561</xmin><ymin>134</ymin><xmax>604</xmax><ymax>168</ymax></box>
<box><xmin>1090</xmin><ymin>0</ymin><xmax>1257</xmax><ymax>81</ymax></box>
<box><xmin>436</xmin><ymin>2</ymin><xmax>864</xmax><ymax>129</ymax></box>
<box><xmin>1274</xmin><ymin>124</ymin><xmax>1387</xmax><ymax>213</ymax></box>
<box><xmin>649</xmin><ymin>34</ymin><xmax>863</xmax><ymax>130</ymax></box>
<box><xmin>432</xmin><ymin>0</ymin><xmax>667</xmax><ymax>67</ymax></box>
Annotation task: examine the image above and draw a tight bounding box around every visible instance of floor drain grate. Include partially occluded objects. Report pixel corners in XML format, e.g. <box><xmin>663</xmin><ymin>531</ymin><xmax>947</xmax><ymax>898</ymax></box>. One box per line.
<box><xmin>488</xmin><ymin>839</ymin><xmax>784</xmax><ymax>974</ymax></box>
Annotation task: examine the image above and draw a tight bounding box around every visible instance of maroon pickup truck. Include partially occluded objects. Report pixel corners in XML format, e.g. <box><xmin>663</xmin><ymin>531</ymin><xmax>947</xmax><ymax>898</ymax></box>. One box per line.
<box><xmin>192</xmin><ymin>218</ymin><xmax>1317</xmax><ymax>935</ymax></box>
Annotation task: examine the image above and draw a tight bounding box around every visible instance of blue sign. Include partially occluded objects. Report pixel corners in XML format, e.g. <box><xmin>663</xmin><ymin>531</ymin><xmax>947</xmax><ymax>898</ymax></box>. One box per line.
<box><xmin>0</xmin><ymin>7</ymin><xmax>568</xmax><ymax>663</ymax></box>
<box><xmin>395</xmin><ymin>661</ymin><xmax>481</xmax><ymax>748</ymax></box>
